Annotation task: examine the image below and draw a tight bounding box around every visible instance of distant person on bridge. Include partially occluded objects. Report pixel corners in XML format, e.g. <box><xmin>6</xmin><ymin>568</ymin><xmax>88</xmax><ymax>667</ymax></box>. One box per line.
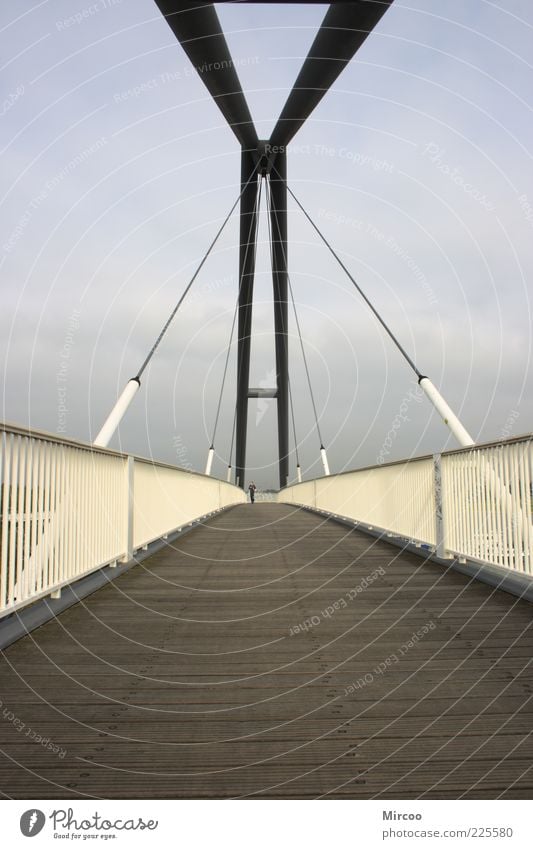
<box><xmin>248</xmin><ymin>481</ymin><xmax>257</xmax><ymax>504</ymax></box>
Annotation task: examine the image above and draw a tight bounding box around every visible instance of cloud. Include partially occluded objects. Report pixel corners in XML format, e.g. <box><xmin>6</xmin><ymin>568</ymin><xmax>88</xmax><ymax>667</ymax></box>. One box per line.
<box><xmin>1</xmin><ymin>0</ymin><xmax>532</xmax><ymax>488</ymax></box>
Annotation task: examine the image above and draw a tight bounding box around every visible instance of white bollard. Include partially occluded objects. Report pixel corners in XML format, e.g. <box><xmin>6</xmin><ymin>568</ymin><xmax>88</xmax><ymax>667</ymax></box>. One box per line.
<box><xmin>320</xmin><ymin>446</ymin><xmax>330</xmax><ymax>476</ymax></box>
<box><xmin>296</xmin><ymin>464</ymin><xmax>302</xmax><ymax>484</ymax></box>
<box><xmin>419</xmin><ymin>377</ymin><xmax>474</xmax><ymax>448</ymax></box>
<box><xmin>226</xmin><ymin>465</ymin><xmax>232</xmax><ymax>483</ymax></box>
<box><xmin>94</xmin><ymin>378</ymin><xmax>140</xmax><ymax>448</ymax></box>
<box><xmin>205</xmin><ymin>446</ymin><xmax>215</xmax><ymax>476</ymax></box>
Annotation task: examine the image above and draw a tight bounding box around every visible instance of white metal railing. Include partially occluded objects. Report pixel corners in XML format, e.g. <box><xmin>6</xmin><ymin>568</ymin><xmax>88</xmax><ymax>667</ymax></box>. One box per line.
<box><xmin>279</xmin><ymin>435</ymin><xmax>533</xmax><ymax>577</ymax></box>
<box><xmin>0</xmin><ymin>424</ymin><xmax>246</xmax><ymax>618</ymax></box>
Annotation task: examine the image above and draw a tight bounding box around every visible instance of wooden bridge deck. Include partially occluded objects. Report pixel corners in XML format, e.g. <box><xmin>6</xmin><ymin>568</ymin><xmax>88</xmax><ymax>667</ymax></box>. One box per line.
<box><xmin>0</xmin><ymin>503</ymin><xmax>531</xmax><ymax>799</ymax></box>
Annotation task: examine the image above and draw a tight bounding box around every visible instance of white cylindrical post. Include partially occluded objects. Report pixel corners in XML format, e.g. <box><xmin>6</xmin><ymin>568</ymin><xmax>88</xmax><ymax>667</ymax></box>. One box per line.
<box><xmin>226</xmin><ymin>465</ymin><xmax>232</xmax><ymax>483</ymax></box>
<box><xmin>296</xmin><ymin>464</ymin><xmax>302</xmax><ymax>484</ymax></box>
<box><xmin>205</xmin><ymin>446</ymin><xmax>215</xmax><ymax>476</ymax></box>
<box><xmin>419</xmin><ymin>377</ymin><xmax>474</xmax><ymax>448</ymax></box>
<box><xmin>94</xmin><ymin>378</ymin><xmax>140</xmax><ymax>448</ymax></box>
<box><xmin>320</xmin><ymin>446</ymin><xmax>330</xmax><ymax>476</ymax></box>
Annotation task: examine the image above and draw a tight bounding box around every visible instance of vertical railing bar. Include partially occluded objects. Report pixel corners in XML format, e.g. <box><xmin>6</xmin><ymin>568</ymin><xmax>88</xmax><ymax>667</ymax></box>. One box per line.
<box><xmin>15</xmin><ymin>437</ymin><xmax>25</xmax><ymax>605</ymax></box>
<box><xmin>496</xmin><ymin>445</ymin><xmax>508</xmax><ymax>569</ymax></box>
<box><xmin>517</xmin><ymin>442</ymin><xmax>531</xmax><ymax>575</ymax></box>
<box><xmin>433</xmin><ymin>454</ymin><xmax>444</xmax><ymax>557</ymax></box>
<box><xmin>22</xmin><ymin>439</ymin><xmax>34</xmax><ymax>600</ymax></box>
<box><xmin>485</xmin><ymin>447</ymin><xmax>497</xmax><ymax>567</ymax></box>
<box><xmin>66</xmin><ymin>446</ymin><xmax>75</xmax><ymax>582</ymax></box>
<box><xmin>0</xmin><ymin>432</ymin><xmax>3</xmax><ymax>605</ymax></box>
<box><xmin>510</xmin><ymin>443</ymin><xmax>523</xmax><ymax>572</ymax></box>
<box><xmin>474</xmin><ymin>449</ymin><xmax>484</xmax><ymax>560</ymax></box>
<box><xmin>0</xmin><ymin>433</ymin><xmax>10</xmax><ymax>610</ymax></box>
<box><xmin>451</xmin><ymin>457</ymin><xmax>461</xmax><ymax>555</ymax></box>
<box><xmin>493</xmin><ymin>445</ymin><xmax>506</xmax><ymax>568</ymax></box>
<box><xmin>76</xmin><ymin>448</ymin><xmax>84</xmax><ymax>577</ymax></box>
<box><xmin>525</xmin><ymin>441</ymin><xmax>533</xmax><ymax>575</ymax></box>
<box><xmin>109</xmin><ymin>457</ymin><xmax>115</xmax><ymax>561</ymax></box>
<box><xmin>98</xmin><ymin>454</ymin><xmax>104</xmax><ymax>566</ymax></box>
<box><xmin>457</xmin><ymin>456</ymin><xmax>464</xmax><ymax>554</ymax></box>
<box><xmin>488</xmin><ymin>448</ymin><xmax>499</xmax><ymax>565</ymax></box>
<box><xmin>69</xmin><ymin>447</ymin><xmax>76</xmax><ymax>579</ymax></box>
<box><xmin>523</xmin><ymin>441</ymin><xmax>533</xmax><ymax>575</ymax></box>
<box><xmin>103</xmin><ymin>456</ymin><xmax>109</xmax><ymax>564</ymax></box>
<box><xmin>502</xmin><ymin>447</ymin><xmax>513</xmax><ymax>571</ymax></box>
<box><xmin>55</xmin><ymin>443</ymin><xmax>65</xmax><ymax>589</ymax></box>
<box><xmin>45</xmin><ymin>441</ymin><xmax>54</xmax><ymax>591</ymax></box>
<box><xmin>48</xmin><ymin>441</ymin><xmax>57</xmax><ymax>590</ymax></box>
<box><xmin>8</xmin><ymin>434</ymin><xmax>18</xmax><ymax>607</ymax></box>
<box><xmin>35</xmin><ymin>439</ymin><xmax>45</xmax><ymax>594</ymax></box>
<box><xmin>467</xmin><ymin>451</ymin><xmax>478</xmax><ymax>557</ymax></box>
<box><xmin>70</xmin><ymin>448</ymin><xmax>78</xmax><ymax>581</ymax></box>
<box><xmin>87</xmin><ymin>451</ymin><xmax>94</xmax><ymax>568</ymax></box>
<box><xmin>81</xmin><ymin>450</ymin><xmax>89</xmax><ymax>573</ymax></box>
<box><xmin>501</xmin><ymin>445</ymin><xmax>513</xmax><ymax>570</ymax></box>
<box><xmin>461</xmin><ymin>454</ymin><xmax>470</xmax><ymax>556</ymax></box>
<box><xmin>449</xmin><ymin>457</ymin><xmax>459</xmax><ymax>554</ymax></box>
<box><xmin>479</xmin><ymin>449</ymin><xmax>489</xmax><ymax>565</ymax></box>
<box><xmin>93</xmin><ymin>453</ymin><xmax>99</xmax><ymax>563</ymax></box>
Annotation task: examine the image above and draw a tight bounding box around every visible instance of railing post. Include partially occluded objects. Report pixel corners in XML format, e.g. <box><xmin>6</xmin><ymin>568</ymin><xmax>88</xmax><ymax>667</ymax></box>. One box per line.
<box><xmin>433</xmin><ymin>453</ymin><xmax>451</xmax><ymax>559</ymax></box>
<box><xmin>122</xmin><ymin>455</ymin><xmax>134</xmax><ymax>563</ymax></box>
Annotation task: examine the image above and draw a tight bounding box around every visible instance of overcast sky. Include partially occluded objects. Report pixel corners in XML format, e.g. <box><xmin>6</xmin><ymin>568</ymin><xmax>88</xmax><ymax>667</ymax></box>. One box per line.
<box><xmin>1</xmin><ymin>0</ymin><xmax>532</xmax><ymax>488</ymax></box>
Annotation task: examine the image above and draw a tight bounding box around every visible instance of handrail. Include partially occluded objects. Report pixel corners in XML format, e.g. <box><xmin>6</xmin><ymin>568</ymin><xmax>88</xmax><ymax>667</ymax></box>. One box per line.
<box><xmin>280</xmin><ymin>431</ymin><xmax>533</xmax><ymax>487</ymax></box>
<box><xmin>0</xmin><ymin>420</ymin><xmax>230</xmax><ymax>482</ymax></box>
<box><xmin>0</xmin><ymin>424</ymin><xmax>246</xmax><ymax>618</ymax></box>
<box><xmin>280</xmin><ymin>434</ymin><xmax>533</xmax><ymax>578</ymax></box>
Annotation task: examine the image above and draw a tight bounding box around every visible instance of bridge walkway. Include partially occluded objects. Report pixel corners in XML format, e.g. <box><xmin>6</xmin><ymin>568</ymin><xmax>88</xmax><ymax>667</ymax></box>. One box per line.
<box><xmin>0</xmin><ymin>503</ymin><xmax>531</xmax><ymax>799</ymax></box>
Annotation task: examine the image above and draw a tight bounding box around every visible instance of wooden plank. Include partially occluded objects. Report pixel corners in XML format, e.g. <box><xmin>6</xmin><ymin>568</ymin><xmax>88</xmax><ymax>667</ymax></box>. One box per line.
<box><xmin>0</xmin><ymin>503</ymin><xmax>531</xmax><ymax>799</ymax></box>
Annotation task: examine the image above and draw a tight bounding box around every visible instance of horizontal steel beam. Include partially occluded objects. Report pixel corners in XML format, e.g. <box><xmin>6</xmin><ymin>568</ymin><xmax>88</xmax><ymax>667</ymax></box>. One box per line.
<box><xmin>270</xmin><ymin>1</ymin><xmax>394</xmax><ymax>148</ymax></box>
<box><xmin>154</xmin><ymin>1</ymin><xmax>258</xmax><ymax>149</ymax></box>
<box><xmin>248</xmin><ymin>388</ymin><xmax>278</xmax><ymax>398</ymax></box>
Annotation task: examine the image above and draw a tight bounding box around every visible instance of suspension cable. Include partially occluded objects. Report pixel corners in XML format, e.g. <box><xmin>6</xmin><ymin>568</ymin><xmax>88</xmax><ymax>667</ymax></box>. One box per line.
<box><xmin>135</xmin><ymin>161</ymin><xmax>261</xmax><ymax>380</ymax></box>
<box><xmin>266</xmin><ymin>176</ymin><xmax>325</xmax><ymax>449</ymax></box>
<box><xmin>209</xmin><ymin>178</ymin><xmax>264</xmax><ymax>449</ymax></box>
<box><xmin>287</xmin><ymin>371</ymin><xmax>301</xmax><ymax>470</ymax></box>
<box><xmin>270</xmin><ymin>164</ymin><xmax>422</xmax><ymax>379</ymax></box>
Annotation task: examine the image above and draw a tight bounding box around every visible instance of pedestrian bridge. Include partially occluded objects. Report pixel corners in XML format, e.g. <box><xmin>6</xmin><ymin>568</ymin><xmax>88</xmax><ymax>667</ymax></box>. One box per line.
<box><xmin>0</xmin><ymin>424</ymin><xmax>531</xmax><ymax>799</ymax></box>
<box><xmin>2</xmin><ymin>0</ymin><xmax>532</xmax><ymax>802</ymax></box>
